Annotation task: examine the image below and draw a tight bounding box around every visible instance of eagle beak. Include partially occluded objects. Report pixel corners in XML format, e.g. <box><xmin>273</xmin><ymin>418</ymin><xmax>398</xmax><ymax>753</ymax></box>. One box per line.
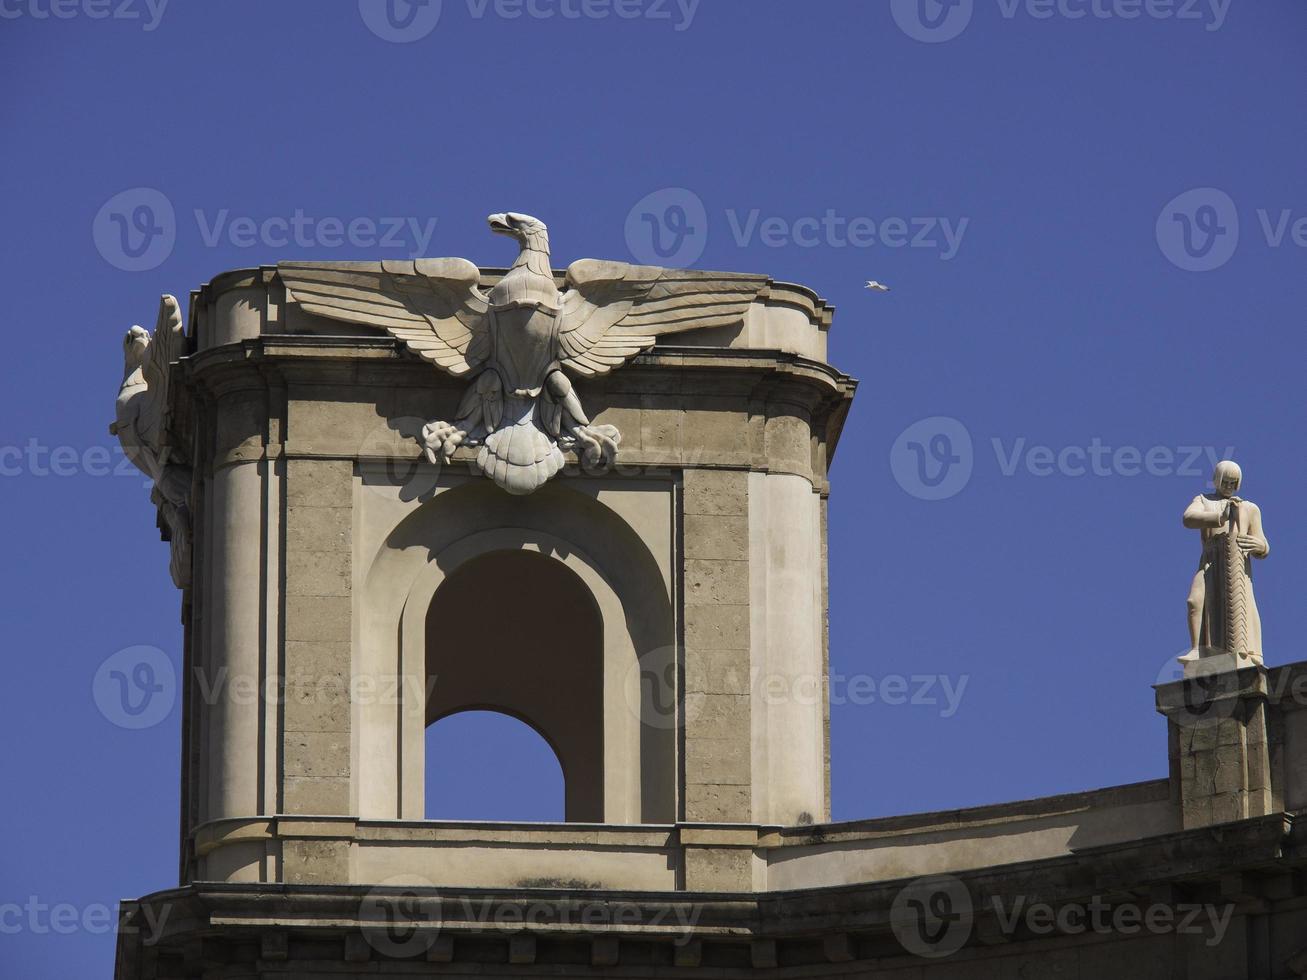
<box><xmin>488</xmin><ymin>213</ymin><xmax>513</xmax><ymax>235</ymax></box>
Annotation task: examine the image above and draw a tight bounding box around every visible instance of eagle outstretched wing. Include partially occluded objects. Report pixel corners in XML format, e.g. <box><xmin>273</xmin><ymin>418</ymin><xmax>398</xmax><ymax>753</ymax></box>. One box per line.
<box><xmin>278</xmin><ymin>259</ymin><xmax>491</xmax><ymax>377</ymax></box>
<box><xmin>556</xmin><ymin>260</ymin><xmax>769</xmax><ymax>378</ymax></box>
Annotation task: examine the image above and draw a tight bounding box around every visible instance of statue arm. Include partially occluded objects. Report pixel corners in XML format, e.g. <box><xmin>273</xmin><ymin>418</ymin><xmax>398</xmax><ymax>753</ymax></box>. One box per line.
<box><xmin>1243</xmin><ymin>503</ymin><xmax>1270</xmax><ymax>558</ymax></box>
<box><xmin>1183</xmin><ymin>496</ymin><xmax>1224</xmax><ymax>528</ymax></box>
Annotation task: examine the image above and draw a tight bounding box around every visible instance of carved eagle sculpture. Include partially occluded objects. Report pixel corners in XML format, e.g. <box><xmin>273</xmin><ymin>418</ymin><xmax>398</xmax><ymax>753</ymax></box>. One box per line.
<box><xmin>278</xmin><ymin>212</ymin><xmax>768</xmax><ymax>494</ymax></box>
<box><xmin>111</xmin><ymin>294</ymin><xmax>192</xmax><ymax>587</ymax></box>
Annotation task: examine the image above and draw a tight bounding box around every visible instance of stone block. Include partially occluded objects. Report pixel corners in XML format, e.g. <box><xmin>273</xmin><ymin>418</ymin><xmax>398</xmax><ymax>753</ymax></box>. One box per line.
<box><xmin>764</xmin><ymin>412</ymin><xmax>812</xmax><ymax>473</ymax></box>
<box><xmin>684</xmin><ymin>604</ymin><xmax>749</xmax><ymax>651</ymax></box>
<box><xmin>751</xmin><ymin>939</ymin><xmax>778</xmax><ymax>969</ymax></box>
<box><xmin>683</xmin><ymin>845</ymin><xmax>751</xmax><ymax>891</ymax></box>
<box><xmin>683</xmin><ymin>470</ymin><xmax>747</xmax><ymax>516</ymax></box>
<box><xmin>684</xmin><ymin>559</ymin><xmax>749</xmax><ymax>606</ymax></box>
<box><xmin>285</xmin><ymin>596</ymin><xmax>350</xmax><ymax>642</ymax></box>
<box><xmin>685</xmin><ymin>782</ymin><xmax>751</xmax><ymax>823</ymax></box>
<box><xmin>285</xmin><ymin>458</ymin><xmax>354</xmax><ymax>507</ymax></box>
<box><xmin>283</xmin><ymin>640</ymin><xmax>351</xmax><ymax>681</ymax></box>
<box><xmin>283</xmin><ymin>776</ymin><xmax>350</xmax><ymax>815</ymax></box>
<box><xmin>286</xmin><ymin>547</ymin><xmax>350</xmax><ymax>597</ymax></box>
<box><xmin>508</xmin><ymin>935</ymin><xmax>536</xmax><ymax>964</ymax></box>
<box><xmin>282</xmin><ymin>679</ymin><xmax>351</xmax><ymax>732</ymax></box>
<box><xmin>685</xmin><ymin>646</ymin><xmax>751</xmax><ymax>695</ymax></box>
<box><xmin>673</xmin><ymin>941</ymin><xmax>703</xmax><ymax>968</ymax></box>
<box><xmin>215</xmin><ymin>391</ymin><xmax>266</xmax><ymax>462</ymax></box>
<box><xmin>1210</xmin><ymin>792</ymin><xmax>1243</xmax><ymax>824</ymax></box>
<box><xmin>684</xmin><ymin>514</ymin><xmax>748</xmax><ymax>561</ymax></box>
<box><xmin>640</xmin><ymin>405</ymin><xmax>681</xmax><ymax>457</ymax></box>
<box><xmin>690</xmin><ymin>694</ymin><xmax>750</xmax><ymax>740</ymax></box>
<box><xmin>284</xmin><ymin>732</ymin><xmax>350</xmax><ymax>778</ymax></box>
<box><xmin>285</xmin><ymin>505</ymin><xmax>350</xmax><ymax>553</ymax></box>
<box><xmin>591</xmin><ymin>936</ymin><xmax>620</xmax><ymax>967</ymax></box>
<box><xmin>281</xmin><ymin>838</ymin><xmax>350</xmax><ymax>883</ymax></box>
<box><xmin>680</xmin><ymin>408</ymin><xmax>750</xmax><ymax>464</ymax></box>
<box><xmin>685</xmin><ymin>736</ymin><xmax>750</xmax><ymax>786</ymax></box>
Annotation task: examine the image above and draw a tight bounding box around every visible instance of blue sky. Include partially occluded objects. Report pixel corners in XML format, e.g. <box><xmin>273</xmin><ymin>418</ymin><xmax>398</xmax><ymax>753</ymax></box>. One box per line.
<box><xmin>1</xmin><ymin>0</ymin><xmax>1304</xmax><ymax>974</ymax></box>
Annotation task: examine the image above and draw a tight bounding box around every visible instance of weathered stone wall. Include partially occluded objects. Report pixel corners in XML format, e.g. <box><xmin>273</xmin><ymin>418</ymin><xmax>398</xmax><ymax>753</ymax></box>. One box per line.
<box><xmin>175</xmin><ymin>267</ymin><xmax>852</xmax><ymax>890</ymax></box>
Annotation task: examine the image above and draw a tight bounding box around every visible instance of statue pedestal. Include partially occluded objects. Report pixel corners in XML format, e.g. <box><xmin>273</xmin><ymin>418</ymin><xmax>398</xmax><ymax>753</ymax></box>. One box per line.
<box><xmin>1178</xmin><ymin>649</ymin><xmax>1262</xmax><ymax>679</ymax></box>
<box><xmin>1155</xmin><ymin>661</ymin><xmax>1276</xmax><ymax>829</ymax></box>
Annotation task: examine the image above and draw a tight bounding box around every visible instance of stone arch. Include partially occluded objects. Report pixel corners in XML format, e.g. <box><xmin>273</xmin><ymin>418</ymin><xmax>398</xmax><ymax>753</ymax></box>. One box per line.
<box><xmin>358</xmin><ymin>479</ymin><xmax>675</xmax><ymax>824</ymax></box>
<box><xmin>425</xmin><ymin>549</ymin><xmax>604</xmax><ymax>822</ymax></box>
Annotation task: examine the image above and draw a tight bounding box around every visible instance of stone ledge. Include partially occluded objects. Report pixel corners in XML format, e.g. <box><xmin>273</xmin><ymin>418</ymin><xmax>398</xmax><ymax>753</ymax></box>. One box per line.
<box><xmin>118</xmin><ymin>813</ymin><xmax>1304</xmax><ymax>979</ymax></box>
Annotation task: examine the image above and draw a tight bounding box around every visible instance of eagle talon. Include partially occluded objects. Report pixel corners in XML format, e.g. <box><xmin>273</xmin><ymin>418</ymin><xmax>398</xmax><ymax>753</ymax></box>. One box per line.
<box><xmin>571</xmin><ymin>424</ymin><xmax>621</xmax><ymax>469</ymax></box>
<box><xmin>421</xmin><ymin>420</ymin><xmax>467</xmax><ymax>464</ymax></box>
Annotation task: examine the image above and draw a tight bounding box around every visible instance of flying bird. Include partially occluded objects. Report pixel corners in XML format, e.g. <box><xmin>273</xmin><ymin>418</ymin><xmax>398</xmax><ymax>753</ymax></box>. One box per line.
<box><xmin>278</xmin><ymin>212</ymin><xmax>769</xmax><ymax>494</ymax></box>
<box><xmin>865</xmin><ymin>280</ymin><xmax>891</xmax><ymax>292</ymax></box>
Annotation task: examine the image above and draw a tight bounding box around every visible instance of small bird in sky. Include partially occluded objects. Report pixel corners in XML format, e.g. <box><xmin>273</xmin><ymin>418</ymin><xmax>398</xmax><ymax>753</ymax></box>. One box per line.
<box><xmin>865</xmin><ymin>280</ymin><xmax>891</xmax><ymax>292</ymax></box>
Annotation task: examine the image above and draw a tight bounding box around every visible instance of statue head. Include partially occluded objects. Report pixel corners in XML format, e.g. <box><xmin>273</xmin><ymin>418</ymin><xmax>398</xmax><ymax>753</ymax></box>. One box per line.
<box><xmin>122</xmin><ymin>324</ymin><xmax>150</xmax><ymax>371</ymax></box>
<box><xmin>487</xmin><ymin>212</ymin><xmax>549</xmax><ymax>249</ymax></box>
<box><xmin>1212</xmin><ymin>459</ymin><xmax>1242</xmax><ymax>498</ymax></box>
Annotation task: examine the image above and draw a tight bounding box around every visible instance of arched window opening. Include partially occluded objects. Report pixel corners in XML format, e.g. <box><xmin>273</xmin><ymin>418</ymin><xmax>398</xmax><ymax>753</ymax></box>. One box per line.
<box><xmin>424</xmin><ymin>711</ymin><xmax>564</xmax><ymax>822</ymax></box>
<box><xmin>425</xmin><ymin>549</ymin><xmax>604</xmax><ymax>822</ymax></box>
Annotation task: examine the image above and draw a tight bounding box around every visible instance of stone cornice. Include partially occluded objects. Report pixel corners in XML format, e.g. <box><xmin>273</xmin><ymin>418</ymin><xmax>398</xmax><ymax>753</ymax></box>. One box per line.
<box><xmin>189</xmin><ymin>266</ymin><xmax>836</xmax><ymax>333</ymax></box>
<box><xmin>118</xmin><ymin>813</ymin><xmax>1303</xmax><ymax>976</ymax></box>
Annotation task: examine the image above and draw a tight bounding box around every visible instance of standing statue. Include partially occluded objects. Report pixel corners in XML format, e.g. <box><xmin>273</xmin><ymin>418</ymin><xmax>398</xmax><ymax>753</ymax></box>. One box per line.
<box><xmin>1181</xmin><ymin>460</ymin><xmax>1270</xmax><ymax>663</ymax></box>
<box><xmin>277</xmin><ymin>212</ymin><xmax>768</xmax><ymax>495</ymax></box>
<box><xmin>112</xmin><ymin>295</ymin><xmax>193</xmax><ymax>589</ymax></box>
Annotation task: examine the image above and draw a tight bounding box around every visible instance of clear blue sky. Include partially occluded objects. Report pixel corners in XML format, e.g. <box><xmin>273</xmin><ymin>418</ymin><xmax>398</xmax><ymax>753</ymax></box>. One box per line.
<box><xmin>2</xmin><ymin>1</ymin><xmax>1304</xmax><ymax>975</ymax></box>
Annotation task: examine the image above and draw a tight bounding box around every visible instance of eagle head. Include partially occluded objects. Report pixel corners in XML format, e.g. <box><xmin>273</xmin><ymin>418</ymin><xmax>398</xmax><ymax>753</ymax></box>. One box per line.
<box><xmin>488</xmin><ymin>212</ymin><xmax>548</xmax><ymax>247</ymax></box>
<box><xmin>123</xmin><ymin>325</ymin><xmax>150</xmax><ymax>369</ymax></box>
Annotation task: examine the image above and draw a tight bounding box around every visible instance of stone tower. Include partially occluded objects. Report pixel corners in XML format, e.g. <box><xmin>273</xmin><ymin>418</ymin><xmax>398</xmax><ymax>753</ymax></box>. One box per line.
<box><xmin>114</xmin><ymin>220</ymin><xmax>1307</xmax><ymax>979</ymax></box>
